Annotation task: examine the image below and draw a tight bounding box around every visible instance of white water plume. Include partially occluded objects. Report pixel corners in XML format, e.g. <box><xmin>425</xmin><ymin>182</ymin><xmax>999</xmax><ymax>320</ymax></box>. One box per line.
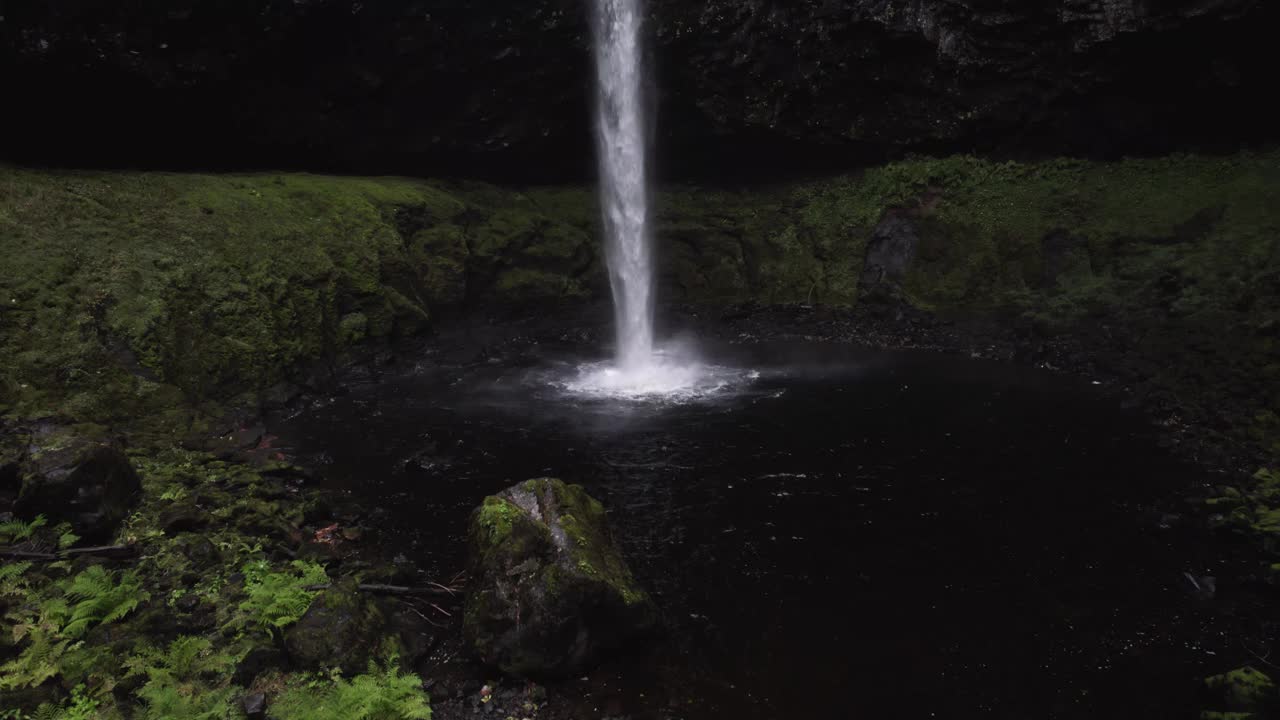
<box><xmin>581</xmin><ymin>0</ymin><xmax>752</xmax><ymax>400</ymax></box>
<box><xmin>594</xmin><ymin>0</ymin><xmax>653</xmax><ymax>371</ymax></box>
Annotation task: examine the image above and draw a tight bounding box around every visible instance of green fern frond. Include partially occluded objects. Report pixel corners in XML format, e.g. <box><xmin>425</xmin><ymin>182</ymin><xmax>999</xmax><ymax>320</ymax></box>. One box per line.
<box><xmin>29</xmin><ymin>683</ymin><xmax>100</xmax><ymax>720</ymax></box>
<box><xmin>56</xmin><ymin>567</ymin><xmax>148</xmax><ymax>638</ymax></box>
<box><xmin>0</xmin><ymin>514</ymin><xmax>48</xmax><ymax>542</ymax></box>
<box><xmin>0</xmin><ymin>561</ymin><xmax>32</xmax><ymax>597</ymax></box>
<box><xmin>129</xmin><ymin>636</ymin><xmax>240</xmax><ymax>720</ymax></box>
<box><xmin>0</xmin><ymin>629</ymin><xmax>72</xmax><ymax>690</ymax></box>
<box><xmin>271</xmin><ymin>658</ymin><xmax>432</xmax><ymax>720</ymax></box>
<box><xmin>232</xmin><ymin>559</ymin><xmax>327</xmax><ymax>633</ymax></box>
<box><xmin>57</xmin><ymin>531</ymin><xmax>80</xmax><ymax>550</ymax></box>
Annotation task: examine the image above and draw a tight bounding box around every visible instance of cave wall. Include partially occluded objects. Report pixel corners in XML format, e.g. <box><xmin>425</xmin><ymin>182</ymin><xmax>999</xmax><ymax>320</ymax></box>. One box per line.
<box><xmin>1</xmin><ymin>0</ymin><xmax>1275</xmax><ymax>180</ymax></box>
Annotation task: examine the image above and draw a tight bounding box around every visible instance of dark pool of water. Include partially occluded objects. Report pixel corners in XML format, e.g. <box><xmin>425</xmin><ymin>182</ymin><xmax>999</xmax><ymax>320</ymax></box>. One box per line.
<box><xmin>269</xmin><ymin>338</ymin><xmax>1264</xmax><ymax>719</ymax></box>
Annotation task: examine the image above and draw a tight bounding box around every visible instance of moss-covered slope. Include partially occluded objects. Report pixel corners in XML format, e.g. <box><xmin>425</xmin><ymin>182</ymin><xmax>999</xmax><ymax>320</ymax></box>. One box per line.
<box><xmin>0</xmin><ymin>170</ymin><xmax>597</xmax><ymax>428</ymax></box>
<box><xmin>3</xmin><ymin>152</ymin><xmax>1277</xmax><ymax>452</ymax></box>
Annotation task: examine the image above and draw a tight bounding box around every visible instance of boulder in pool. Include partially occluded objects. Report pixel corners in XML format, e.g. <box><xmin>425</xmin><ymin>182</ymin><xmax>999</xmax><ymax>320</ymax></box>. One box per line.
<box><xmin>463</xmin><ymin>478</ymin><xmax>657</xmax><ymax>678</ymax></box>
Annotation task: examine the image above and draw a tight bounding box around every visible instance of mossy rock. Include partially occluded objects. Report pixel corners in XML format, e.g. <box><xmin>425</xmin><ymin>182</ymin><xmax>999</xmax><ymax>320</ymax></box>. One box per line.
<box><xmin>282</xmin><ymin>577</ymin><xmax>432</xmax><ymax>676</ymax></box>
<box><xmin>1204</xmin><ymin>666</ymin><xmax>1279</xmax><ymax>716</ymax></box>
<box><xmin>284</xmin><ymin>577</ymin><xmax>397</xmax><ymax>675</ymax></box>
<box><xmin>14</xmin><ymin>422</ymin><xmax>141</xmax><ymax>541</ymax></box>
<box><xmin>463</xmin><ymin>478</ymin><xmax>657</xmax><ymax>678</ymax></box>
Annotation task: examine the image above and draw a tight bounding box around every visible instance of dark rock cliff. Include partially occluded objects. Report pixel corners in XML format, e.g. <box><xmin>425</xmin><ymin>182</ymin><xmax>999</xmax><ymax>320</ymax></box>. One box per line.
<box><xmin>1</xmin><ymin>0</ymin><xmax>1275</xmax><ymax>179</ymax></box>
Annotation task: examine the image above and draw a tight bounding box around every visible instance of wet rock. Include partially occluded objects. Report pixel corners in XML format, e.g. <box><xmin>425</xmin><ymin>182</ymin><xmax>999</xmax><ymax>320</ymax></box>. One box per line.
<box><xmin>242</xmin><ymin>692</ymin><xmax>266</xmax><ymax>719</ymax></box>
<box><xmin>1040</xmin><ymin>230</ymin><xmax>1091</xmax><ymax>288</ymax></box>
<box><xmin>283</xmin><ymin>577</ymin><xmax>431</xmax><ymax>675</ymax></box>
<box><xmin>174</xmin><ymin>533</ymin><xmax>219</xmax><ymax>565</ymax></box>
<box><xmin>0</xmin><ymin>423</ymin><xmax>26</xmax><ymax>489</ymax></box>
<box><xmin>284</xmin><ymin>578</ymin><xmax>387</xmax><ymax>674</ymax></box>
<box><xmin>158</xmin><ymin>502</ymin><xmax>210</xmax><ymax>533</ymax></box>
<box><xmin>0</xmin><ymin>431</ymin><xmax>26</xmax><ymax>517</ymax></box>
<box><xmin>402</xmin><ymin>440</ymin><xmax>447</xmax><ymax>473</ymax></box>
<box><xmin>14</xmin><ymin>424</ymin><xmax>141</xmax><ymax>540</ymax></box>
<box><xmin>858</xmin><ymin>214</ymin><xmax>919</xmax><ymax>302</ymax></box>
<box><xmin>1205</xmin><ymin>666</ymin><xmax>1278</xmax><ymax>714</ymax></box>
<box><xmin>228</xmin><ymin>423</ymin><xmax>267</xmax><ymax>450</ymax></box>
<box><xmin>463</xmin><ymin>478</ymin><xmax>657</xmax><ymax>678</ymax></box>
<box><xmin>232</xmin><ymin>644</ymin><xmax>284</xmax><ymax>687</ymax></box>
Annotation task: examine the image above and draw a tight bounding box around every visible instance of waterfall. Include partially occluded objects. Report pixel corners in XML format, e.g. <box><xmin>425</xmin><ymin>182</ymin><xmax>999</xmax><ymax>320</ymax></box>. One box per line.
<box><xmin>563</xmin><ymin>0</ymin><xmax>751</xmax><ymax>400</ymax></box>
<box><xmin>593</xmin><ymin>0</ymin><xmax>653</xmax><ymax>370</ymax></box>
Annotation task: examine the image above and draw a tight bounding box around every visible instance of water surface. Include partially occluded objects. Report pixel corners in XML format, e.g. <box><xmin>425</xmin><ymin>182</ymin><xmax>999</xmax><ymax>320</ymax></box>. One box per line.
<box><xmin>271</xmin><ymin>340</ymin><xmax>1259</xmax><ymax>719</ymax></box>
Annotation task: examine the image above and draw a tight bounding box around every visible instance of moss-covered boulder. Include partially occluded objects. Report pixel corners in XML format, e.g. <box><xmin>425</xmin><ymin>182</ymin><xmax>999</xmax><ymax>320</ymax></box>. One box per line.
<box><xmin>282</xmin><ymin>577</ymin><xmax>433</xmax><ymax>675</ymax></box>
<box><xmin>463</xmin><ymin>478</ymin><xmax>657</xmax><ymax>678</ymax></box>
<box><xmin>14</xmin><ymin>423</ymin><xmax>141</xmax><ymax>540</ymax></box>
<box><xmin>283</xmin><ymin>578</ymin><xmax>387</xmax><ymax>675</ymax></box>
<box><xmin>1203</xmin><ymin>666</ymin><xmax>1279</xmax><ymax>718</ymax></box>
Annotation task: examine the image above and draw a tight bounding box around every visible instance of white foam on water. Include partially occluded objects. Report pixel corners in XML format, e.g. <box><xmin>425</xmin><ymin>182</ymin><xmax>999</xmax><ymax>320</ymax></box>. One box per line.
<box><xmin>558</xmin><ymin>347</ymin><xmax>758</xmax><ymax>403</ymax></box>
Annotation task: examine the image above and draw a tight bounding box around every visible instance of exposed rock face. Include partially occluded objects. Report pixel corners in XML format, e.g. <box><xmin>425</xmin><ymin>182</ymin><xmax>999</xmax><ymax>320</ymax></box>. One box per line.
<box><xmin>13</xmin><ymin>424</ymin><xmax>142</xmax><ymax>541</ymax></box>
<box><xmin>1040</xmin><ymin>229</ymin><xmax>1091</xmax><ymax>289</ymax></box>
<box><xmin>859</xmin><ymin>214</ymin><xmax>920</xmax><ymax>301</ymax></box>
<box><xmin>1</xmin><ymin>1</ymin><xmax>1274</xmax><ymax>178</ymax></box>
<box><xmin>464</xmin><ymin>478</ymin><xmax>657</xmax><ymax>678</ymax></box>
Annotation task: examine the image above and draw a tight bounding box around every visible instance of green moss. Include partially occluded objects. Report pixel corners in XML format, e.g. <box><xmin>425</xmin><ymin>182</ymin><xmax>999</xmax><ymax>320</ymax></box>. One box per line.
<box><xmin>474</xmin><ymin>496</ymin><xmax>522</xmax><ymax>546</ymax></box>
<box><xmin>0</xmin><ymin>168</ymin><xmax>597</xmax><ymax>434</ymax></box>
<box><xmin>547</xmin><ymin>482</ymin><xmax>650</xmax><ymax>607</ymax></box>
<box><xmin>1205</xmin><ymin>666</ymin><xmax>1277</xmax><ymax>715</ymax></box>
<box><xmin>8</xmin><ymin>151</ymin><xmax>1273</xmax><ymax>443</ymax></box>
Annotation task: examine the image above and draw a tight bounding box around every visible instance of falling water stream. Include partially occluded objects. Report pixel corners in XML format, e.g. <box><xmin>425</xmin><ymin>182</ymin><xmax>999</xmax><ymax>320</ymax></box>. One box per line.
<box><xmin>593</xmin><ymin>0</ymin><xmax>653</xmax><ymax>369</ymax></box>
<box><xmin>573</xmin><ymin>0</ymin><xmax>753</xmax><ymax>400</ymax></box>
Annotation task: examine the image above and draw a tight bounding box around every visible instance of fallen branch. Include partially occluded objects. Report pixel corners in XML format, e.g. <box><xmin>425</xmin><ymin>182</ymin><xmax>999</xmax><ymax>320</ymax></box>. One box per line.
<box><xmin>0</xmin><ymin>549</ymin><xmax>56</xmax><ymax>561</ymax></box>
<box><xmin>0</xmin><ymin>544</ymin><xmax>136</xmax><ymax>562</ymax></box>
<box><xmin>302</xmin><ymin>582</ymin><xmax>462</xmax><ymax>597</ymax></box>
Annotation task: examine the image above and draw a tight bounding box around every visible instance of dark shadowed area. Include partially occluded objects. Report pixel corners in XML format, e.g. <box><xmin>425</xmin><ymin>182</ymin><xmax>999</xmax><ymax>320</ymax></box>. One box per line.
<box><xmin>269</xmin><ymin>336</ymin><xmax>1266</xmax><ymax>718</ymax></box>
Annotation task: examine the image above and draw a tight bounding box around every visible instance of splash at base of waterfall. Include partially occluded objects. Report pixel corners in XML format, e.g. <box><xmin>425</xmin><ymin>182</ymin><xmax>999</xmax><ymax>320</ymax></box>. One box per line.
<box><xmin>560</xmin><ymin>347</ymin><xmax>757</xmax><ymax>403</ymax></box>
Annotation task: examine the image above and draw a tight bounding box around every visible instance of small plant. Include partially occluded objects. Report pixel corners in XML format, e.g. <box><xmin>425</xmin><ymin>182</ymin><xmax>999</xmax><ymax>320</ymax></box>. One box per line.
<box><xmin>57</xmin><ymin>529</ymin><xmax>80</xmax><ymax>550</ymax></box>
<box><xmin>60</xmin><ymin>566</ymin><xmax>149</xmax><ymax>638</ymax></box>
<box><xmin>0</xmin><ymin>613</ymin><xmax>73</xmax><ymax>690</ymax></box>
<box><xmin>0</xmin><ymin>566</ymin><xmax>148</xmax><ymax>690</ymax></box>
<box><xmin>270</xmin><ymin>659</ymin><xmax>432</xmax><ymax>720</ymax></box>
<box><xmin>158</xmin><ymin>486</ymin><xmax>187</xmax><ymax>502</ymax></box>
<box><xmin>0</xmin><ymin>514</ymin><xmax>48</xmax><ymax>543</ymax></box>
<box><xmin>0</xmin><ymin>560</ymin><xmax>33</xmax><ymax>597</ymax></box>
<box><xmin>126</xmin><ymin>636</ymin><xmax>239</xmax><ymax>720</ymax></box>
<box><xmin>234</xmin><ymin>558</ymin><xmax>328</xmax><ymax>633</ymax></box>
<box><xmin>34</xmin><ymin>683</ymin><xmax>100</xmax><ymax>720</ymax></box>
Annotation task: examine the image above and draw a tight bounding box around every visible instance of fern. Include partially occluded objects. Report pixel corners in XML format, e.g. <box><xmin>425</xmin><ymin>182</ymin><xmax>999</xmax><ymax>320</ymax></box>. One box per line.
<box><xmin>0</xmin><ymin>626</ymin><xmax>72</xmax><ymax>690</ymax></box>
<box><xmin>233</xmin><ymin>559</ymin><xmax>327</xmax><ymax>632</ymax></box>
<box><xmin>128</xmin><ymin>636</ymin><xmax>239</xmax><ymax>720</ymax></box>
<box><xmin>0</xmin><ymin>514</ymin><xmax>48</xmax><ymax>543</ymax></box>
<box><xmin>0</xmin><ymin>561</ymin><xmax>33</xmax><ymax>597</ymax></box>
<box><xmin>57</xmin><ymin>531</ymin><xmax>80</xmax><ymax>551</ymax></box>
<box><xmin>271</xmin><ymin>660</ymin><xmax>432</xmax><ymax>720</ymax></box>
<box><xmin>60</xmin><ymin>566</ymin><xmax>148</xmax><ymax>638</ymax></box>
<box><xmin>24</xmin><ymin>684</ymin><xmax>101</xmax><ymax>720</ymax></box>
<box><xmin>0</xmin><ymin>566</ymin><xmax>149</xmax><ymax>690</ymax></box>
<box><xmin>135</xmin><ymin>683</ymin><xmax>237</xmax><ymax>720</ymax></box>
